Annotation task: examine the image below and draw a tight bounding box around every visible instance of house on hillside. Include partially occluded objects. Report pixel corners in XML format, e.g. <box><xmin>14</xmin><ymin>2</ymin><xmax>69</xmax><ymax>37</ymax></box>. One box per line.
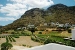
<box><xmin>64</xmin><ymin>23</ymin><xmax>71</xmax><ymax>28</ymax></box>
<box><xmin>57</xmin><ymin>24</ymin><xmax>64</xmax><ymax>27</ymax></box>
<box><xmin>71</xmin><ymin>24</ymin><xmax>75</xmax><ymax>28</ymax></box>
<box><xmin>55</xmin><ymin>22</ymin><xmax>59</xmax><ymax>26</ymax></box>
<box><xmin>22</xmin><ymin>27</ymin><xmax>26</xmax><ymax>29</ymax></box>
<box><xmin>17</xmin><ymin>27</ymin><xmax>21</xmax><ymax>30</ymax></box>
<box><xmin>27</xmin><ymin>25</ymin><xmax>35</xmax><ymax>28</ymax></box>
<box><xmin>17</xmin><ymin>27</ymin><xmax>26</xmax><ymax>30</ymax></box>
<box><xmin>44</xmin><ymin>23</ymin><xmax>48</xmax><ymax>26</ymax></box>
<box><xmin>50</xmin><ymin>22</ymin><xmax>56</xmax><ymax>26</ymax></box>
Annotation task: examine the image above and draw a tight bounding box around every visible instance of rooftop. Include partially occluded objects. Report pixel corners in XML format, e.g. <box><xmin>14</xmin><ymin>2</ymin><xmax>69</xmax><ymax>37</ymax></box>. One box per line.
<box><xmin>12</xmin><ymin>43</ymin><xmax>75</xmax><ymax>50</ymax></box>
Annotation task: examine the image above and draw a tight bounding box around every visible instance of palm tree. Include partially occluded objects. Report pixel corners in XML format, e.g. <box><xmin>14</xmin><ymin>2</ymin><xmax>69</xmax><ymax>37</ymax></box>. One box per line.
<box><xmin>1</xmin><ymin>42</ymin><xmax>13</xmax><ymax>50</ymax></box>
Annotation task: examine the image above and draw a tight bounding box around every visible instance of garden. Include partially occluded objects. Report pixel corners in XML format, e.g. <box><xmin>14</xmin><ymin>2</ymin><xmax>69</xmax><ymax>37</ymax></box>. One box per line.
<box><xmin>31</xmin><ymin>31</ymin><xmax>75</xmax><ymax>47</ymax></box>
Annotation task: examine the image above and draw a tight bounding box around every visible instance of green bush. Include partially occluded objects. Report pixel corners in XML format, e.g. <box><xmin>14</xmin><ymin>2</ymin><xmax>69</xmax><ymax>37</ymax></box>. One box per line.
<box><xmin>8</xmin><ymin>36</ymin><xmax>16</xmax><ymax>42</ymax></box>
<box><xmin>28</xmin><ymin>28</ymin><xmax>35</xmax><ymax>34</ymax></box>
<box><xmin>38</xmin><ymin>32</ymin><xmax>42</xmax><ymax>34</ymax></box>
<box><xmin>44</xmin><ymin>38</ymin><xmax>52</xmax><ymax>44</ymax></box>
<box><xmin>12</xmin><ymin>34</ymin><xmax>19</xmax><ymax>38</ymax></box>
<box><xmin>1</xmin><ymin>42</ymin><xmax>13</xmax><ymax>50</ymax></box>
<box><xmin>11</xmin><ymin>32</ymin><xmax>15</xmax><ymax>34</ymax></box>
<box><xmin>31</xmin><ymin>36</ymin><xmax>40</xmax><ymax>42</ymax></box>
<box><xmin>67</xmin><ymin>29</ymin><xmax>71</xmax><ymax>33</ymax></box>
<box><xmin>9</xmin><ymin>36</ymin><xmax>13</xmax><ymax>42</ymax></box>
<box><xmin>14</xmin><ymin>36</ymin><xmax>19</xmax><ymax>38</ymax></box>
<box><xmin>2</xmin><ymin>36</ymin><xmax>5</xmax><ymax>38</ymax></box>
<box><xmin>22</xmin><ymin>44</ymin><xmax>26</xmax><ymax>46</ymax></box>
<box><xmin>21</xmin><ymin>31</ymin><xmax>32</xmax><ymax>36</ymax></box>
<box><xmin>12</xmin><ymin>37</ymin><xmax>16</xmax><ymax>42</ymax></box>
<box><xmin>6</xmin><ymin>36</ymin><xmax>9</xmax><ymax>43</ymax></box>
<box><xmin>70</xmin><ymin>42</ymin><xmax>75</xmax><ymax>47</ymax></box>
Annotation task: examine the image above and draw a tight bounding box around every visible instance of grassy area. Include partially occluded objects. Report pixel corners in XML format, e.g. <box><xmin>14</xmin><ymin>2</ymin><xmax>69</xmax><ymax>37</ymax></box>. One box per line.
<box><xmin>31</xmin><ymin>31</ymin><xmax>75</xmax><ymax>47</ymax></box>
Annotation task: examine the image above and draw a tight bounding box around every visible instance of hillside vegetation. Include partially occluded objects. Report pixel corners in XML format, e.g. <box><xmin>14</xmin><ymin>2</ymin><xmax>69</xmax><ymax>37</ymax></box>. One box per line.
<box><xmin>0</xmin><ymin>3</ymin><xmax>75</xmax><ymax>31</ymax></box>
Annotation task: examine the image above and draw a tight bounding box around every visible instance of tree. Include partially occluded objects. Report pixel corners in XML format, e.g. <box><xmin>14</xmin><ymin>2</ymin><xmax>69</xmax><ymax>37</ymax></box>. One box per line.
<box><xmin>1</xmin><ymin>42</ymin><xmax>13</xmax><ymax>50</ymax></box>
<box><xmin>30</xmin><ymin>28</ymin><xmax>35</xmax><ymax>35</ymax></box>
<box><xmin>28</xmin><ymin>27</ymin><xmax>35</xmax><ymax>35</ymax></box>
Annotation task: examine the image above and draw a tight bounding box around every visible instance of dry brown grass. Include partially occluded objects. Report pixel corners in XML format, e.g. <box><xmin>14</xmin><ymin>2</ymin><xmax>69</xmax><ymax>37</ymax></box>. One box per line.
<box><xmin>58</xmin><ymin>31</ymin><xmax>71</xmax><ymax>37</ymax></box>
<box><xmin>11</xmin><ymin>36</ymin><xmax>41</xmax><ymax>47</ymax></box>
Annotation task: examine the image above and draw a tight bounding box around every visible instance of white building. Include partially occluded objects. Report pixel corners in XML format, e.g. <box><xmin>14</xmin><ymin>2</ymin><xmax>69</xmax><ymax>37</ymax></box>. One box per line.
<box><xmin>11</xmin><ymin>43</ymin><xmax>75</xmax><ymax>50</ymax></box>
<box><xmin>44</xmin><ymin>23</ymin><xmax>47</xmax><ymax>26</ymax></box>
<box><xmin>26</xmin><ymin>43</ymin><xmax>75</xmax><ymax>50</ymax></box>
<box><xmin>57</xmin><ymin>24</ymin><xmax>64</xmax><ymax>27</ymax></box>
<box><xmin>27</xmin><ymin>25</ymin><xmax>35</xmax><ymax>28</ymax></box>
<box><xmin>72</xmin><ymin>27</ymin><xmax>75</xmax><ymax>40</ymax></box>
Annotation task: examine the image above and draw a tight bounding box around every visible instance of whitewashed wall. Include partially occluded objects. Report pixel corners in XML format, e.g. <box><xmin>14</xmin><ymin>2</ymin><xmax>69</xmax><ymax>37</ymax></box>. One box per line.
<box><xmin>26</xmin><ymin>43</ymin><xmax>75</xmax><ymax>50</ymax></box>
<box><xmin>72</xmin><ymin>29</ymin><xmax>75</xmax><ymax>40</ymax></box>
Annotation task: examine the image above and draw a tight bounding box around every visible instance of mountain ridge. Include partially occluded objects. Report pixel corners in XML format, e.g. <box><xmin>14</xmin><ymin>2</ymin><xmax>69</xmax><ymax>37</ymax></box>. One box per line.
<box><xmin>0</xmin><ymin>3</ymin><xmax>75</xmax><ymax>31</ymax></box>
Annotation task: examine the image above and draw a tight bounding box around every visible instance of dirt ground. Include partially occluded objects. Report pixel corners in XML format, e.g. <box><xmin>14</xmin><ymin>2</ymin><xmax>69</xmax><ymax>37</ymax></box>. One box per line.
<box><xmin>0</xmin><ymin>36</ymin><xmax>41</xmax><ymax>50</ymax></box>
<box><xmin>11</xmin><ymin>36</ymin><xmax>41</xmax><ymax>50</ymax></box>
<box><xmin>10</xmin><ymin>45</ymin><xmax>29</xmax><ymax>50</ymax></box>
<box><xmin>11</xmin><ymin>36</ymin><xmax>41</xmax><ymax>47</ymax></box>
<box><xmin>0</xmin><ymin>38</ymin><xmax>6</xmax><ymax>45</ymax></box>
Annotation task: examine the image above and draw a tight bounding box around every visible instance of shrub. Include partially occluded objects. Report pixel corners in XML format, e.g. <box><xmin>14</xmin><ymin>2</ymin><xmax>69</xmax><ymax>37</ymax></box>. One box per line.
<box><xmin>65</xmin><ymin>40</ymin><xmax>71</xmax><ymax>46</ymax></box>
<box><xmin>44</xmin><ymin>38</ymin><xmax>52</xmax><ymax>44</ymax></box>
<box><xmin>71</xmin><ymin>42</ymin><xmax>75</xmax><ymax>47</ymax></box>
<box><xmin>6</xmin><ymin>36</ymin><xmax>9</xmax><ymax>43</ymax></box>
<box><xmin>12</xmin><ymin>37</ymin><xmax>16</xmax><ymax>42</ymax></box>
<box><xmin>2</xmin><ymin>36</ymin><xmax>5</xmax><ymax>38</ymax></box>
<box><xmin>38</xmin><ymin>32</ymin><xmax>42</xmax><ymax>34</ymax></box>
<box><xmin>7</xmin><ymin>36</ymin><xmax>16</xmax><ymax>42</ymax></box>
<box><xmin>22</xmin><ymin>44</ymin><xmax>26</xmax><ymax>46</ymax></box>
<box><xmin>1</xmin><ymin>42</ymin><xmax>13</xmax><ymax>50</ymax></box>
<box><xmin>67</xmin><ymin>29</ymin><xmax>71</xmax><ymax>33</ymax></box>
<box><xmin>8</xmin><ymin>36</ymin><xmax>13</xmax><ymax>42</ymax></box>
<box><xmin>29</xmin><ymin>46</ymin><xmax>32</xmax><ymax>48</ymax></box>
<box><xmin>21</xmin><ymin>31</ymin><xmax>32</xmax><ymax>36</ymax></box>
<box><xmin>28</xmin><ymin>28</ymin><xmax>35</xmax><ymax>34</ymax></box>
<box><xmin>12</xmin><ymin>34</ymin><xmax>19</xmax><ymax>38</ymax></box>
<box><xmin>31</xmin><ymin>36</ymin><xmax>40</xmax><ymax>42</ymax></box>
<box><xmin>14</xmin><ymin>36</ymin><xmax>19</xmax><ymax>38</ymax></box>
<box><xmin>11</xmin><ymin>32</ymin><xmax>15</xmax><ymax>34</ymax></box>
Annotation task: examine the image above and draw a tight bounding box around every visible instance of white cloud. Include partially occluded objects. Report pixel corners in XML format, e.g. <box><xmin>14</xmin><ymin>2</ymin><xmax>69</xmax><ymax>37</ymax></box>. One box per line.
<box><xmin>0</xmin><ymin>17</ymin><xmax>16</xmax><ymax>21</ymax></box>
<box><xmin>0</xmin><ymin>3</ymin><xmax>27</xmax><ymax>17</ymax></box>
<box><xmin>10</xmin><ymin>0</ymin><xmax>54</xmax><ymax>8</ymax></box>
<box><xmin>0</xmin><ymin>4</ymin><xmax>3</xmax><ymax>7</ymax></box>
<box><xmin>0</xmin><ymin>0</ymin><xmax>54</xmax><ymax>21</ymax></box>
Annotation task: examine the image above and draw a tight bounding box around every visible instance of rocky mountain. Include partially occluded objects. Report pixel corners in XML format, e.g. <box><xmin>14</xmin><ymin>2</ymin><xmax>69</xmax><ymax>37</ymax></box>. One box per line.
<box><xmin>0</xmin><ymin>4</ymin><xmax>75</xmax><ymax>31</ymax></box>
<box><xmin>47</xmin><ymin>4</ymin><xmax>75</xmax><ymax>24</ymax></box>
<box><xmin>13</xmin><ymin>8</ymin><xmax>45</xmax><ymax>26</ymax></box>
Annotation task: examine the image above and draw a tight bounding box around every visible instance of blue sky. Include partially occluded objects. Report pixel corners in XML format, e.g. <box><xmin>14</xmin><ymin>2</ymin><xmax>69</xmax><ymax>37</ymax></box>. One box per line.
<box><xmin>52</xmin><ymin>0</ymin><xmax>75</xmax><ymax>6</ymax></box>
<box><xmin>0</xmin><ymin>0</ymin><xmax>75</xmax><ymax>26</ymax></box>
